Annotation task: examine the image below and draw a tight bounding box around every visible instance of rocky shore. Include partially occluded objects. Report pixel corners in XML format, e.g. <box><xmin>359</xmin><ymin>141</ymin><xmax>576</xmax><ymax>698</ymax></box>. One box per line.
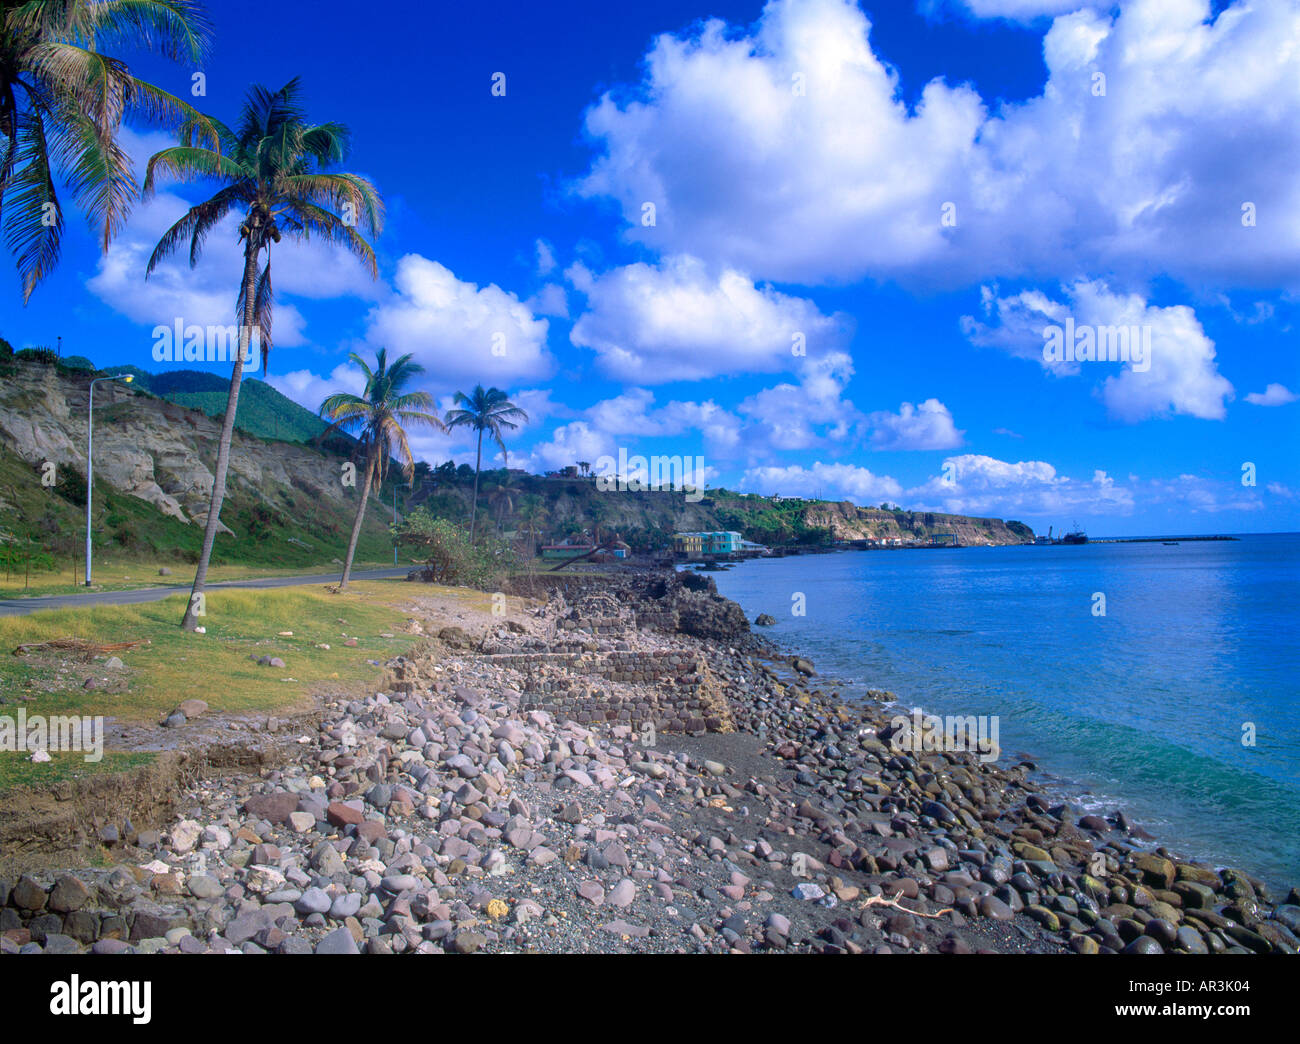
<box><xmin>2</xmin><ymin>570</ymin><xmax>1297</xmax><ymax>955</ymax></box>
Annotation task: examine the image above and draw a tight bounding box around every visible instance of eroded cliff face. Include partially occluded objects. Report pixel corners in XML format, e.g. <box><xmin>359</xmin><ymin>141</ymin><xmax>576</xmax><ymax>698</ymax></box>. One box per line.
<box><xmin>0</xmin><ymin>365</ymin><xmax>352</xmax><ymax>531</ymax></box>
<box><xmin>799</xmin><ymin>502</ymin><xmax>1031</xmax><ymax>545</ymax></box>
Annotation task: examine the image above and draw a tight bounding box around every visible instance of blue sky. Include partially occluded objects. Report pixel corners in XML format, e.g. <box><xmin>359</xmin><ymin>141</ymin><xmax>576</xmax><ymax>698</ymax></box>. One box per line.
<box><xmin>3</xmin><ymin>0</ymin><xmax>1297</xmax><ymax>537</ymax></box>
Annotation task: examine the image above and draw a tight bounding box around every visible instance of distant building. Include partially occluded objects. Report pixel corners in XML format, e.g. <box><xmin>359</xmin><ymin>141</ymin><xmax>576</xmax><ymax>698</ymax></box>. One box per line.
<box><xmin>672</xmin><ymin>532</ymin><xmax>704</xmax><ymax>554</ymax></box>
<box><xmin>672</xmin><ymin>531</ymin><xmax>765</xmax><ymax>555</ymax></box>
<box><xmin>540</xmin><ymin>542</ymin><xmax>595</xmax><ymax>560</ymax></box>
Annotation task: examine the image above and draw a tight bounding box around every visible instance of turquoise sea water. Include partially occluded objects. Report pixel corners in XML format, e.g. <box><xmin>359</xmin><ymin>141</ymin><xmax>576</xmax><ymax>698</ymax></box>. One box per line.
<box><xmin>710</xmin><ymin>533</ymin><xmax>1300</xmax><ymax>894</ymax></box>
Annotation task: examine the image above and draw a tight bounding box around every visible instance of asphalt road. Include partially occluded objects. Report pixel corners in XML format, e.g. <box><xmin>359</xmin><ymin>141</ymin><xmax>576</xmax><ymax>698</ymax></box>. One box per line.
<box><xmin>0</xmin><ymin>567</ymin><xmax>413</xmax><ymax>617</ymax></box>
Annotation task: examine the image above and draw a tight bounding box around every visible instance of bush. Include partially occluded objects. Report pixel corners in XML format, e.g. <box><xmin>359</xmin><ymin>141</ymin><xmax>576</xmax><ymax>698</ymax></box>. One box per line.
<box><xmin>53</xmin><ymin>463</ymin><xmax>87</xmax><ymax>507</ymax></box>
<box><xmin>393</xmin><ymin>507</ymin><xmax>514</xmax><ymax>588</ymax></box>
<box><xmin>15</xmin><ymin>345</ymin><xmax>59</xmax><ymax>364</ymax></box>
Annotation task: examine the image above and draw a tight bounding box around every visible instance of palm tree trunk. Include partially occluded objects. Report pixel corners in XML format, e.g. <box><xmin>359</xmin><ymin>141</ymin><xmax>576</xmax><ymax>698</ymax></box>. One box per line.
<box><xmin>339</xmin><ymin>446</ymin><xmax>375</xmax><ymax>591</ymax></box>
<box><xmin>180</xmin><ymin>241</ymin><xmax>258</xmax><ymax>630</ymax></box>
<box><xmin>468</xmin><ymin>428</ymin><xmax>482</xmax><ymax>545</ymax></box>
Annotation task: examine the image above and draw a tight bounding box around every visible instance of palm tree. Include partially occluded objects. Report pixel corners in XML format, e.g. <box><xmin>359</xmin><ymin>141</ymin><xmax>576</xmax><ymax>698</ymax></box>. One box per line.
<box><xmin>444</xmin><ymin>385</ymin><xmax>527</xmax><ymax>545</ymax></box>
<box><xmin>487</xmin><ymin>471</ymin><xmax>517</xmax><ymax>530</ymax></box>
<box><xmin>320</xmin><ymin>349</ymin><xmax>443</xmax><ymax>590</ymax></box>
<box><xmin>515</xmin><ymin>493</ymin><xmax>548</xmax><ymax>560</ymax></box>
<box><xmin>1</xmin><ymin>0</ymin><xmax>213</xmax><ymax>300</ymax></box>
<box><xmin>144</xmin><ymin>78</ymin><xmax>383</xmax><ymax>629</ymax></box>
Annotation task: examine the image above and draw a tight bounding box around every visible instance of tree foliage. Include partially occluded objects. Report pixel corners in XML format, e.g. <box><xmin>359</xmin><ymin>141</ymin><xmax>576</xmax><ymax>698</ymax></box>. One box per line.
<box><xmin>393</xmin><ymin>508</ymin><xmax>514</xmax><ymax>587</ymax></box>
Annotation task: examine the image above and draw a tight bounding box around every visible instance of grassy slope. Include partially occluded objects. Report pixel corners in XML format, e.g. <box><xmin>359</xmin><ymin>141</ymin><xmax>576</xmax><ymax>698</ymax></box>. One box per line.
<box><xmin>115</xmin><ymin>366</ymin><xmax>333</xmax><ymax>444</ymax></box>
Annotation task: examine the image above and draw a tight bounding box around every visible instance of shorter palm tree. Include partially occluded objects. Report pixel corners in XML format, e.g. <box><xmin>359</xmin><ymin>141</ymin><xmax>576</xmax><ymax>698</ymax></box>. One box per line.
<box><xmin>488</xmin><ymin>474</ymin><xmax>517</xmax><ymax>530</ymax></box>
<box><xmin>516</xmin><ymin>493</ymin><xmax>548</xmax><ymax>556</ymax></box>
<box><xmin>320</xmin><ymin>349</ymin><xmax>443</xmax><ymax>589</ymax></box>
<box><xmin>444</xmin><ymin>385</ymin><xmax>527</xmax><ymax>545</ymax></box>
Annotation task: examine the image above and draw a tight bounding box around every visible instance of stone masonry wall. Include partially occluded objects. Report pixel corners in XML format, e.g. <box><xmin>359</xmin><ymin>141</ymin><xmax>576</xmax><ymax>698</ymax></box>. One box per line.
<box><xmin>487</xmin><ymin>649</ymin><xmax>733</xmax><ymax>734</ymax></box>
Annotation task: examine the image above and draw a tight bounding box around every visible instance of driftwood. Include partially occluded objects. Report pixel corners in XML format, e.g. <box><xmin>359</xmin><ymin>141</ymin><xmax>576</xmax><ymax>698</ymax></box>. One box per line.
<box><xmin>12</xmin><ymin>637</ymin><xmax>150</xmax><ymax>658</ymax></box>
<box><xmin>860</xmin><ymin>894</ymin><xmax>954</xmax><ymax>919</ymax></box>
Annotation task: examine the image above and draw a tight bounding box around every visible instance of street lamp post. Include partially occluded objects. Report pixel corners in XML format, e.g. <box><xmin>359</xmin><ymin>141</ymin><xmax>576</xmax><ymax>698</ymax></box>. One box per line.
<box><xmin>86</xmin><ymin>373</ymin><xmax>134</xmax><ymax>586</ymax></box>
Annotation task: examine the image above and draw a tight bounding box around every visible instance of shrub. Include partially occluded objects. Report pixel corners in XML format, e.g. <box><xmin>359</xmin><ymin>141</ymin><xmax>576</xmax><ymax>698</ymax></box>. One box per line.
<box><xmin>53</xmin><ymin>463</ymin><xmax>87</xmax><ymax>507</ymax></box>
<box><xmin>393</xmin><ymin>507</ymin><xmax>514</xmax><ymax>588</ymax></box>
<box><xmin>16</xmin><ymin>345</ymin><xmax>59</xmax><ymax>364</ymax></box>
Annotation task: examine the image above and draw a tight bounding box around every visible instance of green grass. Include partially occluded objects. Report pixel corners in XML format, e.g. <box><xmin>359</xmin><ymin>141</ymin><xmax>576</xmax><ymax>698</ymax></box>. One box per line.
<box><xmin>0</xmin><ymin>558</ymin><xmax>404</xmax><ymax>598</ymax></box>
<box><xmin>112</xmin><ymin>367</ymin><xmax>337</xmax><ymax>445</ymax></box>
<box><xmin>0</xmin><ymin>584</ymin><xmax>421</xmax><ymax>790</ymax></box>
<box><xmin>0</xmin><ymin>750</ymin><xmax>156</xmax><ymax>789</ymax></box>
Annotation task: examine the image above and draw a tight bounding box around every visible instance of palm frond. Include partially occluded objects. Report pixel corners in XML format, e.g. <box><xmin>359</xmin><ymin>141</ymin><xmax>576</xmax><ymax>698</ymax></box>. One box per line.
<box><xmin>145</xmin><ymin>186</ymin><xmax>240</xmax><ymax>273</ymax></box>
<box><xmin>279</xmin><ymin>197</ymin><xmax>377</xmax><ymax>276</ymax></box>
<box><xmin>143</xmin><ymin>145</ymin><xmax>246</xmax><ymax>195</ymax></box>
<box><xmin>3</xmin><ymin>110</ymin><xmax>63</xmax><ymax>302</ymax></box>
<box><xmin>87</xmin><ymin>0</ymin><xmax>214</xmax><ymax>64</ymax></box>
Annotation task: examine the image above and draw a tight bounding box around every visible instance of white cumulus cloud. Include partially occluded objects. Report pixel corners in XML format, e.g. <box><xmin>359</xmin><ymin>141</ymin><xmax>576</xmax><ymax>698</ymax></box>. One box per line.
<box><xmin>908</xmin><ymin>454</ymin><xmax>1136</xmax><ymax>516</ymax></box>
<box><xmin>962</xmin><ymin>280</ymin><xmax>1234</xmax><ymax>421</ymax></box>
<box><xmin>578</xmin><ymin>0</ymin><xmax>1300</xmax><ymax>291</ymax></box>
<box><xmin>1244</xmin><ymin>383</ymin><xmax>1297</xmax><ymax>406</ymax></box>
<box><xmin>362</xmin><ymin>254</ymin><xmax>554</xmax><ymax>384</ymax></box>
<box><xmin>569</xmin><ymin>255</ymin><xmax>851</xmax><ymax>382</ymax></box>
<box><xmin>867</xmin><ymin>398</ymin><xmax>965</xmax><ymax>450</ymax></box>
<box><xmin>741</xmin><ymin>462</ymin><xmax>904</xmax><ymax>502</ymax></box>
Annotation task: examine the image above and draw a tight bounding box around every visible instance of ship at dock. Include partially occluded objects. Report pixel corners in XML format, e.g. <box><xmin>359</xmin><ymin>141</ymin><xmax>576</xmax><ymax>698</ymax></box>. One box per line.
<box><xmin>1060</xmin><ymin>524</ymin><xmax>1088</xmax><ymax>545</ymax></box>
<box><xmin>1034</xmin><ymin>523</ymin><xmax>1088</xmax><ymax>545</ymax></box>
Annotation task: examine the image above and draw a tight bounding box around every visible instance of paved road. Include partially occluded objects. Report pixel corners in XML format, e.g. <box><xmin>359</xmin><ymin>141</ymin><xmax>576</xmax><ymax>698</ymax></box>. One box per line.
<box><xmin>0</xmin><ymin>567</ymin><xmax>413</xmax><ymax>617</ymax></box>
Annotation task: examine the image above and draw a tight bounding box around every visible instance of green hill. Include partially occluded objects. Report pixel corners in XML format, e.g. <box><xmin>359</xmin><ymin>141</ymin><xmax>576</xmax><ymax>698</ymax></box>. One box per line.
<box><xmin>115</xmin><ymin>367</ymin><xmax>334</xmax><ymax>445</ymax></box>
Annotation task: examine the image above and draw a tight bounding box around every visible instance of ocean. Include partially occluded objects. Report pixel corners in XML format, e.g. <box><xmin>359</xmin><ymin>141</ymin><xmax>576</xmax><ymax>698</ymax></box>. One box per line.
<box><xmin>710</xmin><ymin>532</ymin><xmax>1300</xmax><ymax>894</ymax></box>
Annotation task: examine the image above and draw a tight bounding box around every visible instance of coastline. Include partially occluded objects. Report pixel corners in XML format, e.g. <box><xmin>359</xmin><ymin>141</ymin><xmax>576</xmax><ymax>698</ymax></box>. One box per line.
<box><xmin>1</xmin><ymin>568</ymin><xmax>1295</xmax><ymax>955</ymax></box>
<box><xmin>701</xmin><ymin>542</ymin><xmax>1300</xmax><ymax>897</ymax></box>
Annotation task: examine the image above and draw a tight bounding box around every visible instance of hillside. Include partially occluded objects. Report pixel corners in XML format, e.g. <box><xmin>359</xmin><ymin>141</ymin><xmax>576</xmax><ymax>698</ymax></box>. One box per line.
<box><xmin>0</xmin><ymin>358</ymin><xmax>1032</xmax><ymax>577</ymax></box>
<box><xmin>0</xmin><ymin>359</ymin><xmax>394</xmax><ymax>571</ymax></box>
<box><xmin>113</xmin><ymin>366</ymin><xmax>337</xmax><ymax>445</ymax></box>
<box><xmin>411</xmin><ymin>472</ymin><xmax>1033</xmax><ymax>550</ymax></box>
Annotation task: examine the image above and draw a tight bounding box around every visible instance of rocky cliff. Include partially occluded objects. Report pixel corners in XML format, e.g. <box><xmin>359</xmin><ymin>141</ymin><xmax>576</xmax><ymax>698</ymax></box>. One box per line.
<box><xmin>798</xmin><ymin>502</ymin><xmax>1032</xmax><ymax>546</ymax></box>
<box><xmin>0</xmin><ymin>361</ymin><xmax>396</xmax><ymax>566</ymax></box>
<box><xmin>0</xmin><ymin>363</ymin><xmax>356</xmax><ymax>530</ymax></box>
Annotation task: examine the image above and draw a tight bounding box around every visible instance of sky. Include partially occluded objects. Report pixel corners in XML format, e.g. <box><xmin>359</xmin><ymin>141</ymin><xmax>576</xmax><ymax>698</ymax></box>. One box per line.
<box><xmin>3</xmin><ymin>0</ymin><xmax>1298</xmax><ymax>537</ymax></box>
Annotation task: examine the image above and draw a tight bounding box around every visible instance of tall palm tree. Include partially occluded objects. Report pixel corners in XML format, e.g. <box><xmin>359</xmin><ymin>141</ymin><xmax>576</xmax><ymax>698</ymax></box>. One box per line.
<box><xmin>444</xmin><ymin>385</ymin><xmax>527</xmax><ymax>545</ymax></box>
<box><xmin>1</xmin><ymin>0</ymin><xmax>213</xmax><ymax>300</ymax></box>
<box><xmin>320</xmin><ymin>349</ymin><xmax>443</xmax><ymax>590</ymax></box>
<box><xmin>144</xmin><ymin>78</ymin><xmax>383</xmax><ymax>629</ymax></box>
